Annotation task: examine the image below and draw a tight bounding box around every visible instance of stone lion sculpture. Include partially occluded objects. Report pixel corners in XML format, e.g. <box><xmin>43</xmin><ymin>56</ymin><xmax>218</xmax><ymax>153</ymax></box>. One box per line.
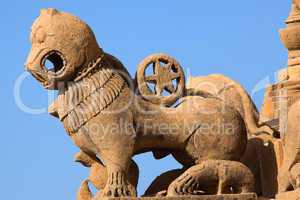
<box><xmin>25</xmin><ymin>8</ymin><xmax>264</xmax><ymax>198</ymax></box>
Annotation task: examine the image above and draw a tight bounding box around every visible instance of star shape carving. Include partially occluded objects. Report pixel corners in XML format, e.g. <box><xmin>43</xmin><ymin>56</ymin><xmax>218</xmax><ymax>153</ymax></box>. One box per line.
<box><xmin>145</xmin><ymin>59</ymin><xmax>180</xmax><ymax>95</ymax></box>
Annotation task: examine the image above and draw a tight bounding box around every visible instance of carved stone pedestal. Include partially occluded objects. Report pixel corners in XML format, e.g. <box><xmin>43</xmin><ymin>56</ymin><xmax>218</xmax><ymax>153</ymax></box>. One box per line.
<box><xmin>100</xmin><ymin>194</ymin><xmax>257</xmax><ymax>200</ymax></box>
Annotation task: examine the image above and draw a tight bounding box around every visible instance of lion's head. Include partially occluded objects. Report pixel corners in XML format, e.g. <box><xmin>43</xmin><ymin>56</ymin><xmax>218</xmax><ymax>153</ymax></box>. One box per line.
<box><xmin>25</xmin><ymin>8</ymin><xmax>103</xmax><ymax>89</ymax></box>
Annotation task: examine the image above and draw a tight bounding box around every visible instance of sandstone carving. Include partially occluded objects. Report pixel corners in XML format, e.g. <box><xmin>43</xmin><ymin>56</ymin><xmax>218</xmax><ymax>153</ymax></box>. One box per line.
<box><xmin>187</xmin><ymin>75</ymin><xmax>275</xmax><ymax>137</ymax></box>
<box><xmin>136</xmin><ymin>54</ymin><xmax>186</xmax><ymax>106</ymax></box>
<box><xmin>241</xmin><ymin>134</ymin><xmax>283</xmax><ymax>198</ymax></box>
<box><xmin>278</xmin><ymin>100</ymin><xmax>300</xmax><ymax>193</ymax></box>
<box><xmin>26</xmin><ymin>8</ymin><xmax>254</xmax><ymax>199</ymax></box>
<box><xmin>75</xmin><ymin>151</ymin><xmax>139</xmax><ymax>200</ymax></box>
<box><xmin>258</xmin><ymin>0</ymin><xmax>300</xmax><ymax>199</ymax></box>
<box><xmin>25</xmin><ymin>1</ymin><xmax>300</xmax><ymax>199</ymax></box>
<box><xmin>290</xmin><ymin>163</ymin><xmax>300</xmax><ymax>189</ymax></box>
<box><xmin>143</xmin><ymin>168</ymin><xmax>185</xmax><ymax>197</ymax></box>
<box><xmin>167</xmin><ymin>160</ymin><xmax>255</xmax><ymax>196</ymax></box>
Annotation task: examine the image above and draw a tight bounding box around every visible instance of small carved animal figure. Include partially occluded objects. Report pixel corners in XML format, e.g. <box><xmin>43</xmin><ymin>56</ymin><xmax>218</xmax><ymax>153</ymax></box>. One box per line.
<box><xmin>167</xmin><ymin>160</ymin><xmax>255</xmax><ymax>196</ymax></box>
<box><xmin>26</xmin><ymin>8</ymin><xmax>249</xmax><ymax>197</ymax></box>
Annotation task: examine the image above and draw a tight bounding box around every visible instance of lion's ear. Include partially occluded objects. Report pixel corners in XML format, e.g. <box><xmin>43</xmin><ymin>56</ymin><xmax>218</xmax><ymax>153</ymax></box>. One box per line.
<box><xmin>40</xmin><ymin>8</ymin><xmax>59</xmax><ymax>17</ymax></box>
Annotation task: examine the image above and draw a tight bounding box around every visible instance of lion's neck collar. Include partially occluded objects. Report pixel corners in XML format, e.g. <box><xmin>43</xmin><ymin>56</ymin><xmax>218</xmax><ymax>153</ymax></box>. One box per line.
<box><xmin>74</xmin><ymin>54</ymin><xmax>105</xmax><ymax>82</ymax></box>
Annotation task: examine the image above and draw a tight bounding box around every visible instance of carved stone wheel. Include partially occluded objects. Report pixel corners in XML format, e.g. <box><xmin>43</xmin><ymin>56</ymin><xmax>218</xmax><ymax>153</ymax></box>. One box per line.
<box><xmin>136</xmin><ymin>54</ymin><xmax>186</xmax><ymax>106</ymax></box>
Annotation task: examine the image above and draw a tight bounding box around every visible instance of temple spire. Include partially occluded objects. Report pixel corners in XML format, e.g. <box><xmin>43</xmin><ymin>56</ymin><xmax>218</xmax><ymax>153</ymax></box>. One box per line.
<box><xmin>260</xmin><ymin>0</ymin><xmax>300</xmax><ymax>133</ymax></box>
<box><xmin>280</xmin><ymin>0</ymin><xmax>300</xmax><ymax>79</ymax></box>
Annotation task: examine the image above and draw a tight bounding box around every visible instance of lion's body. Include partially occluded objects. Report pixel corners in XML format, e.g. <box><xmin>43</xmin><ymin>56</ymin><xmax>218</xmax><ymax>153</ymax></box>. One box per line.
<box><xmin>52</xmin><ymin>56</ymin><xmax>248</xmax><ymax>171</ymax></box>
<box><xmin>134</xmin><ymin>95</ymin><xmax>247</xmax><ymax>165</ymax></box>
<box><xmin>48</xmin><ymin>55</ymin><xmax>249</xmax><ymax>197</ymax></box>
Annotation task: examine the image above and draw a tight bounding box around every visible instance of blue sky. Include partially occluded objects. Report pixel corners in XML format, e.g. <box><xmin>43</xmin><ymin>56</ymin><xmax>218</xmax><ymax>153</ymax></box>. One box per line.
<box><xmin>0</xmin><ymin>0</ymin><xmax>290</xmax><ymax>199</ymax></box>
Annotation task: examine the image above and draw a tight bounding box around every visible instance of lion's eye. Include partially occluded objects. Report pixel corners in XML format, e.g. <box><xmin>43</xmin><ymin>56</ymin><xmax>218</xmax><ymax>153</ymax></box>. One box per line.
<box><xmin>35</xmin><ymin>28</ymin><xmax>46</xmax><ymax>44</ymax></box>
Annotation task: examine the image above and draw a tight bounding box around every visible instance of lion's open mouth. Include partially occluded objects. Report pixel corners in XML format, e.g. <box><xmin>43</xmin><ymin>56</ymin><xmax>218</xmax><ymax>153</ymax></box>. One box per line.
<box><xmin>42</xmin><ymin>50</ymin><xmax>66</xmax><ymax>74</ymax></box>
<box><xmin>28</xmin><ymin>50</ymin><xmax>68</xmax><ymax>89</ymax></box>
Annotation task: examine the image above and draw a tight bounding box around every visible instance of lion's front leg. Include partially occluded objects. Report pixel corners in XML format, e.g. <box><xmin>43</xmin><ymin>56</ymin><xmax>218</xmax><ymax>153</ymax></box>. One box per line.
<box><xmin>98</xmin><ymin>154</ymin><xmax>137</xmax><ymax>197</ymax></box>
<box><xmin>87</xmin><ymin>110</ymin><xmax>137</xmax><ymax>197</ymax></box>
<box><xmin>95</xmin><ymin>131</ymin><xmax>137</xmax><ymax>197</ymax></box>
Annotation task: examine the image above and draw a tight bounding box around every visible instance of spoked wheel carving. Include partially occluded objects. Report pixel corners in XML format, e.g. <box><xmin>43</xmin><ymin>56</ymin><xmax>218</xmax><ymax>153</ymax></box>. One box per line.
<box><xmin>136</xmin><ymin>54</ymin><xmax>185</xmax><ymax>106</ymax></box>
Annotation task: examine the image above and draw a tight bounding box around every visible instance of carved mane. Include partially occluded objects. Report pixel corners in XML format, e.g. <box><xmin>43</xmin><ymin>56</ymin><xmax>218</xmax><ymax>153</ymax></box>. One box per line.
<box><xmin>55</xmin><ymin>56</ymin><xmax>129</xmax><ymax>135</ymax></box>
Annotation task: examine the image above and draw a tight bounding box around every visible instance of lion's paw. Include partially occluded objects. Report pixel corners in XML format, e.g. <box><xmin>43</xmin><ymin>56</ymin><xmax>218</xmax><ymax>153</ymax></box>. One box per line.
<box><xmin>101</xmin><ymin>184</ymin><xmax>135</xmax><ymax>197</ymax></box>
<box><xmin>167</xmin><ymin>173</ymin><xmax>197</xmax><ymax>196</ymax></box>
<box><xmin>98</xmin><ymin>171</ymin><xmax>137</xmax><ymax>197</ymax></box>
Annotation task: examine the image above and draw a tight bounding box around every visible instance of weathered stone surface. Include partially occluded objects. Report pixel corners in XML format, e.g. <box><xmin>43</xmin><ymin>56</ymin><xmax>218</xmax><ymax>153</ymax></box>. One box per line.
<box><xmin>241</xmin><ymin>134</ymin><xmax>283</xmax><ymax>198</ymax></box>
<box><xmin>278</xmin><ymin>100</ymin><xmax>300</xmax><ymax>193</ymax></box>
<box><xmin>26</xmin><ymin>8</ymin><xmax>255</xmax><ymax>199</ymax></box>
<box><xmin>260</xmin><ymin>1</ymin><xmax>300</xmax><ymax>199</ymax></box>
<box><xmin>167</xmin><ymin>161</ymin><xmax>254</xmax><ymax>197</ymax></box>
<box><xmin>24</xmin><ymin>1</ymin><xmax>300</xmax><ymax>200</ymax></box>
<box><xmin>276</xmin><ymin>189</ymin><xmax>300</xmax><ymax>200</ymax></box>
<box><xmin>187</xmin><ymin>74</ymin><xmax>274</xmax><ymax>136</ymax></box>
